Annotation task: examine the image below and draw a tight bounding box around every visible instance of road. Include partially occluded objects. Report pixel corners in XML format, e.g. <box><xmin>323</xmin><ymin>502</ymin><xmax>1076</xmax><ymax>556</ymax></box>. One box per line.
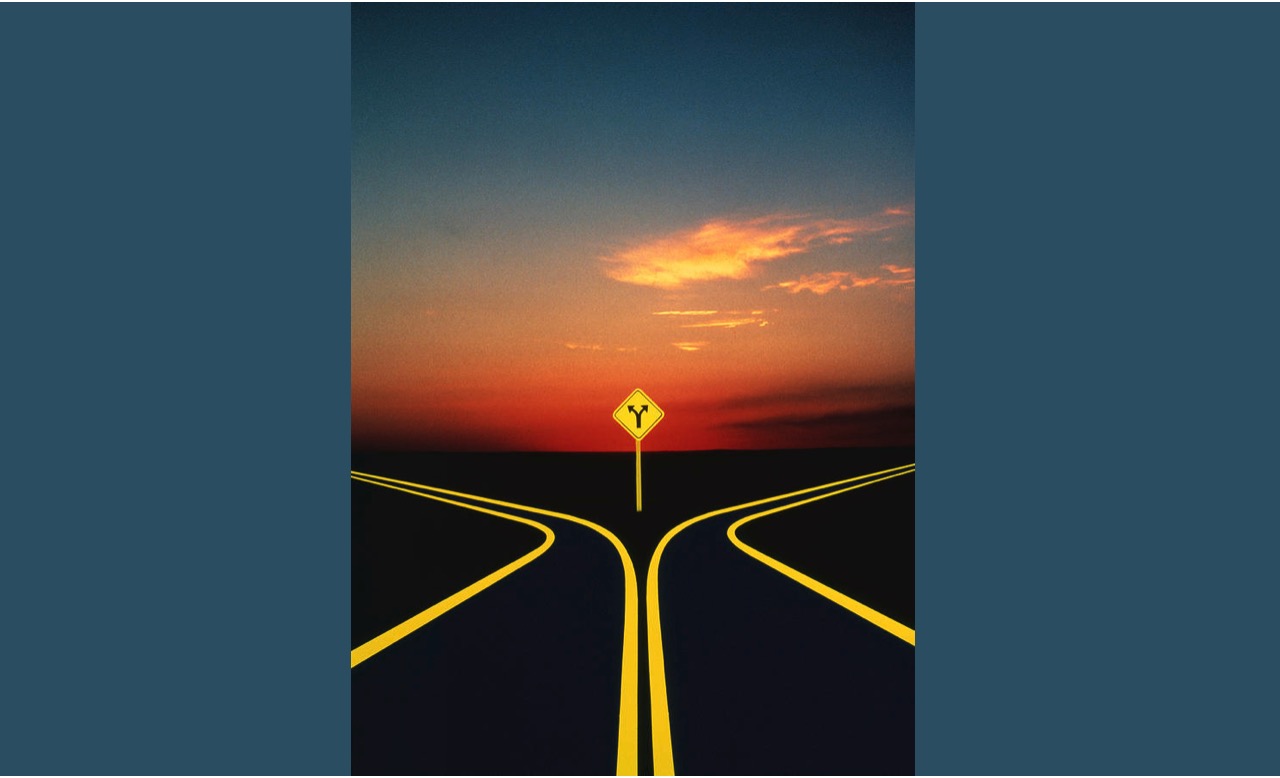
<box><xmin>649</xmin><ymin>467</ymin><xmax>915</xmax><ymax>775</ymax></box>
<box><xmin>351</xmin><ymin>475</ymin><xmax>637</xmax><ymax>775</ymax></box>
<box><xmin>350</xmin><ymin>450</ymin><xmax>913</xmax><ymax>775</ymax></box>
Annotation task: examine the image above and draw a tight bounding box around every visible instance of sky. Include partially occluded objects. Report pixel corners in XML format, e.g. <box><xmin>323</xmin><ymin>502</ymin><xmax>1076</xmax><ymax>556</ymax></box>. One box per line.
<box><xmin>352</xmin><ymin>5</ymin><xmax>914</xmax><ymax>452</ymax></box>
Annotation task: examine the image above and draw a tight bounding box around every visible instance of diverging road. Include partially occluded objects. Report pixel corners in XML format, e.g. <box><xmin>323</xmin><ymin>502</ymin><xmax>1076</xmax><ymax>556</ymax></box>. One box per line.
<box><xmin>351</xmin><ymin>463</ymin><xmax>913</xmax><ymax>775</ymax></box>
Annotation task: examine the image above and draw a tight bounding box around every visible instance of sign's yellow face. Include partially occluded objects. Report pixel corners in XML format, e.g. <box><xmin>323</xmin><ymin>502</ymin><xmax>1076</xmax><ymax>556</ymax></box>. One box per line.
<box><xmin>612</xmin><ymin>388</ymin><xmax>664</xmax><ymax>441</ymax></box>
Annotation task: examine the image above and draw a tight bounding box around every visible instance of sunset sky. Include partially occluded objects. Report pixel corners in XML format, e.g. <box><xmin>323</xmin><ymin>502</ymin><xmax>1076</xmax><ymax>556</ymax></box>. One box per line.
<box><xmin>352</xmin><ymin>5</ymin><xmax>914</xmax><ymax>452</ymax></box>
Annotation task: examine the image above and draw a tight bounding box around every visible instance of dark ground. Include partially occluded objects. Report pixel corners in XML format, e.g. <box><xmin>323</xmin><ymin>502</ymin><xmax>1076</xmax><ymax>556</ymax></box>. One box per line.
<box><xmin>352</xmin><ymin>478</ymin><xmax>625</xmax><ymax>775</ymax></box>
<box><xmin>351</xmin><ymin>447</ymin><xmax>914</xmax><ymax>775</ymax></box>
<box><xmin>352</xmin><ymin>447</ymin><xmax>914</xmax><ymax>575</ymax></box>
<box><xmin>735</xmin><ymin>469</ymin><xmax>915</xmax><ymax>628</ymax></box>
<box><xmin>352</xmin><ymin>479</ymin><xmax>548</xmax><ymax>648</ymax></box>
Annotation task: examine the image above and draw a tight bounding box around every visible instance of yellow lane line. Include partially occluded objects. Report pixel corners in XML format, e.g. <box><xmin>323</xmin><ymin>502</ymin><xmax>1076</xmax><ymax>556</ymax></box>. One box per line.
<box><xmin>727</xmin><ymin>468</ymin><xmax>916</xmax><ymax>645</ymax></box>
<box><xmin>645</xmin><ymin>463</ymin><xmax>915</xmax><ymax>776</ymax></box>
<box><xmin>350</xmin><ymin>470</ymin><xmax>641</xmax><ymax>777</ymax></box>
<box><xmin>349</xmin><ymin>475</ymin><xmax>554</xmax><ymax>668</ymax></box>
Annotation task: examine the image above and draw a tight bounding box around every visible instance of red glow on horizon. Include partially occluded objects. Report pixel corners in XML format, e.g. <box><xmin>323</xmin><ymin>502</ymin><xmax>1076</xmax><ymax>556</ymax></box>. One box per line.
<box><xmin>352</xmin><ymin>379</ymin><xmax>914</xmax><ymax>453</ymax></box>
<box><xmin>352</xmin><ymin>207</ymin><xmax>914</xmax><ymax>454</ymax></box>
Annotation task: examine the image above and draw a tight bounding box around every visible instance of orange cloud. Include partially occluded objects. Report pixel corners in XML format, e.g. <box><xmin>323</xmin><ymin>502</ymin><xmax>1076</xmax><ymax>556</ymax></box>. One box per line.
<box><xmin>603</xmin><ymin>213</ymin><xmax>901</xmax><ymax>289</ymax></box>
<box><xmin>881</xmin><ymin>264</ymin><xmax>915</xmax><ymax>287</ymax></box>
<box><xmin>652</xmin><ymin>309</ymin><xmax>772</xmax><ymax>328</ymax></box>
<box><xmin>652</xmin><ymin>309</ymin><xmax>770</xmax><ymax>317</ymax></box>
<box><xmin>765</xmin><ymin>272</ymin><xmax>882</xmax><ymax>295</ymax></box>
<box><xmin>680</xmin><ymin>317</ymin><xmax>769</xmax><ymax>329</ymax></box>
<box><xmin>564</xmin><ymin>342</ymin><xmax>603</xmax><ymax>351</ymax></box>
<box><xmin>766</xmin><ymin>262</ymin><xmax>915</xmax><ymax>295</ymax></box>
<box><xmin>672</xmin><ymin>341</ymin><xmax>708</xmax><ymax>352</ymax></box>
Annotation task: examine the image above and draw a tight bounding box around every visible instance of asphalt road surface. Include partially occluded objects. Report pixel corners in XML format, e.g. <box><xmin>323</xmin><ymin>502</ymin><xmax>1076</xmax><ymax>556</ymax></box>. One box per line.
<box><xmin>351</xmin><ymin>476</ymin><xmax>634</xmax><ymax>775</ymax></box>
<box><xmin>651</xmin><ymin>469</ymin><xmax>915</xmax><ymax>775</ymax></box>
<box><xmin>351</xmin><ymin>449</ymin><xmax>913</xmax><ymax>775</ymax></box>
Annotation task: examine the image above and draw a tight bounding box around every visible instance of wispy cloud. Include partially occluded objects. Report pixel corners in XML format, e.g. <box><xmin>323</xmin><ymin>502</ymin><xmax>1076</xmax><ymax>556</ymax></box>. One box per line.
<box><xmin>716</xmin><ymin>381</ymin><xmax>915</xmax><ymax>411</ymax></box>
<box><xmin>652</xmin><ymin>309</ymin><xmax>773</xmax><ymax>328</ymax></box>
<box><xmin>602</xmin><ymin>212</ymin><xmax>906</xmax><ymax>289</ymax></box>
<box><xmin>721</xmin><ymin>405</ymin><xmax>915</xmax><ymax>448</ymax></box>
<box><xmin>766</xmin><ymin>265</ymin><xmax>913</xmax><ymax>295</ymax></box>
<box><xmin>881</xmin><ymin>264</ymin><xmax>915</xmax><ymax>287</ymax></box>
<box><xmin>709</xmin><ymin>381</ymin><xmax>915</xmax><ymax>447</ymax></box>
<box><xmin>566</xmin><ymin>342</ymin><xmax>642</xmax><ymax>352</ymax></box>
<box><xmin>652</xmin><ymin>309</ymin><xmax>768</xmax><ymax>317</ymax></box>
<box><xmin>765</xmin><ymin>272</ymin><xmax>881</xmax><ymax>295</ymax></box>
<box><xmin>882</xmin><ymin>264</ymin><xmax>915</xmax><ymax>288</ymax></box>
<box><xmin>680</xmin><ymin>317</ymin><xmax>769</xmax><ymax>329</ymax></box>
<box><xmin>672</xmin><ymin>341</ymin><xmax>709</xmax><ymax>352</ymax></box>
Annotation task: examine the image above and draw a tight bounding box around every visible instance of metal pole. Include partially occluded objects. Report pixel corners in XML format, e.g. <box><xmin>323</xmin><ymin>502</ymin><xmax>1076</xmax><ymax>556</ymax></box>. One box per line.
<box><xmin>635</xmin><ymin>437</ymin><xmax>642</xmax><ymax>512</ymax></box>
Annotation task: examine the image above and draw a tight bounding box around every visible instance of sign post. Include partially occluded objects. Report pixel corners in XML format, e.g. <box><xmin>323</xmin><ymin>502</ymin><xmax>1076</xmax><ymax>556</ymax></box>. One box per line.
<box><xmin>612</xmin><ymin>388</ymin><xmax>663</xmax><ymax>512</ymax></box>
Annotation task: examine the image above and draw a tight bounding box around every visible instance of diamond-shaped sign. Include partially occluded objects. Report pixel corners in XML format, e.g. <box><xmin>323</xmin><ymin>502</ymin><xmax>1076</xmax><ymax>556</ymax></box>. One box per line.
<box><xmin>613</xmin><ymin>388</ymin><xmax>664</xmax><ymax>441</ymax></box>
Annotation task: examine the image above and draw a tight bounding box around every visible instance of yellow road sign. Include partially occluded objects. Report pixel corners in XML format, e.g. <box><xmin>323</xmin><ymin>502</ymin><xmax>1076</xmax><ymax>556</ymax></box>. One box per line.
<box><xmin>614</xmin><ymin>388</ymin><xmax>663</xmax><ymax>512</ymax></box>
<box><xmin>613</xmin><ymin>388</ymin><xmax>664</xmax><ymax>440</ymax></box>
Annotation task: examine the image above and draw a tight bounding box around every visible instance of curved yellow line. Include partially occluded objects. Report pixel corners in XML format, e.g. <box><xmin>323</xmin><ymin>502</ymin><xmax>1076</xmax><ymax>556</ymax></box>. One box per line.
<box><xmin>644</xmin><ymin>463</ymin><xmax>916</xmax><ymax>776</ymax></box>
<box><xmin>349</xmin><ymin>474</ymin><xmax>554</xmax><ymax>668</ymax></box>
<box><xmin>351</xmin><ymin>471</ymin><xmax>640</xmax><ymax>777</ymax></box>
<box><xmin>726</xmin><ymin>468</ymin><xmax>916</xmax><ymax>645</ymax></box>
